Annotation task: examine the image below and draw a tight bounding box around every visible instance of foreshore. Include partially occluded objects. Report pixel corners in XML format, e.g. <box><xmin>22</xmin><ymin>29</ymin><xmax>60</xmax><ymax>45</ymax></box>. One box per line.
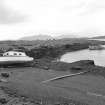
<box><xmin>0</xmin><ymin>59</ymin><xmax>104</xmax><ymax>105</ymax></box>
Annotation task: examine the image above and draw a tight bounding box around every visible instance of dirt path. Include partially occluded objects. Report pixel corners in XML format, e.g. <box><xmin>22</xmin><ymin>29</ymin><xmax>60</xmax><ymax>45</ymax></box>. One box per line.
<box><xmin>42</xmin><ymin>71</ymin><xmax>89</xmax><ymax>83</ymax></box>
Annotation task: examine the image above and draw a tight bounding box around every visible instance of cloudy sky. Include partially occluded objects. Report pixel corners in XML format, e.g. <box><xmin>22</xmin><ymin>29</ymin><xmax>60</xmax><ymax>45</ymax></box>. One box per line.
<box><xmin>0</xmin><ymin>0</ymin><xmax>105</xmax><ymax>40</ymax></box>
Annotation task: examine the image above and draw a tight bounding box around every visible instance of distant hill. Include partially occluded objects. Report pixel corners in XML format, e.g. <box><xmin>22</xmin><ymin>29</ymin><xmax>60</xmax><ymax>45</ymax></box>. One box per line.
<box><xmin>20</xmin><ymin>34</ymin><xmax>88</xmax><ymax>41</ymax></box>
<box><xmin>55</xmin><ymin>34</ymin><xmax>87</xmax><ymax>39</ymax></box>
<box><xmin>91</xmin><ymin>36</ymin><xmax>105</xmax><ymax>39</ymax></box>
<box><xmin>20</xmin><ymin>35</ymin><xmax>54</xmax><ymax>40</ymax></box>
<box><xmin>55</xmin><ymin>35</ymin><xmax>79</xmax><ymax>39</ymax></box>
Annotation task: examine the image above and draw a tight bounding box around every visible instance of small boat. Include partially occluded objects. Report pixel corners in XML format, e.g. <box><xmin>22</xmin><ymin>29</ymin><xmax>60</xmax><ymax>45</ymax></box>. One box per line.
<box><xmin>0</xmin><ymin>51</ymin><xmax>34</xmax><ymax>67</ymax></box>
<box><xmin>89</xmin><ymin>45</ymin><xmax>104</xmax><ymax>50</ymax></box>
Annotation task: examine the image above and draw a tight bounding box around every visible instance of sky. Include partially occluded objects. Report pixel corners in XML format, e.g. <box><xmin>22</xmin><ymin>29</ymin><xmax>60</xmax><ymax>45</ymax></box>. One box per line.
<box><xmin>0</xmin><ymin>0</ymin><xmax>105</xmax><ymax>40</ymax></box>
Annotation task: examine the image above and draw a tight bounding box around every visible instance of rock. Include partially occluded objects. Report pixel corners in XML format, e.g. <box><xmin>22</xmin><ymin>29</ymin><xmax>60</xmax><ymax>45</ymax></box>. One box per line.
<box><xmin>1</xmin><ymin>72</ymin><xmax>10</xmax><ymax>78</ymax></box>
<box><xmin>0</xmin><ymin>98</ymin><xmax>7</xmax><ymax>104</ymax></box>
<box><xmin>71</xmin><ymin>66</ymin><xmax>82</xmax><ymax>70</ymax></box>
<box><xmin>70</xmin><ymin>60</ymin><xmax>95</xmax><ymax>67</ymax></box>
<box><xmin>0</xmin><ymin>79</ymin><xmax>8</xmax><ymax>82</ymax></box>
<box><xmin>43</xmin><ymin>66</ymin><xmax>49</xmax><ymax>70</ymax></box>
<box><xmin>81</xmin><ymin>60</ymin><xmax>95</xmax><ymax>65</ymax></box>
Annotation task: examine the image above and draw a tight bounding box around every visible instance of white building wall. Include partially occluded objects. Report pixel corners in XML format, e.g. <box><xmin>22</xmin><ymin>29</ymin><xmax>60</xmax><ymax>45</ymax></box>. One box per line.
<box><xmin>3</xmin><ymin>51</ymin><xmax>26</xmax><ymax>56</ymax></box>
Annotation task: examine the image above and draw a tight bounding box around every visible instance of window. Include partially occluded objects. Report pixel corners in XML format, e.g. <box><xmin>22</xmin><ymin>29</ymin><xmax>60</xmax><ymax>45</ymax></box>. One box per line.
<box><xmin>19</xmin><ymin>53</ymin><xmax>22</xmax><ymax>55</ymax></box>
<box><xmin>14</xmin><ymin>53</ymin><xmax>17</xmax><ymax>56</ymax></box>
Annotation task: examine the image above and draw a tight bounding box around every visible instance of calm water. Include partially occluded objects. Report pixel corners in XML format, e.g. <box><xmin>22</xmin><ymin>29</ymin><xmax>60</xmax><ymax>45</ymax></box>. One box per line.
<box><xmin>60</xmin><ymin>44</ymin><xmax>105</xmax><ymax>67</ymax></box>
<box><xmin>90</xmin><ymin>39</ymin><xmax>105</xmax><ymax>41</ymax></box>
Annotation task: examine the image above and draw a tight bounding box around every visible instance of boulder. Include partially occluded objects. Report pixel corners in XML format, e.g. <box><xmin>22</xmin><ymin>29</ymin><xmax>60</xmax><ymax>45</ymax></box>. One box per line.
<box><xmin>1</xmin><ymin>72</ymin><xmax>10</xmax><ymax>78</ymax></box>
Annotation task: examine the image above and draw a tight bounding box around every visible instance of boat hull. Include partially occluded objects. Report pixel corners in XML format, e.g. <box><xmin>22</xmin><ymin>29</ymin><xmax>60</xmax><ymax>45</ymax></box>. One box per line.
<box><xmin>0</xmin><ymin>56</ymin><xmax>34</xmax><ymax>67</ymax></box>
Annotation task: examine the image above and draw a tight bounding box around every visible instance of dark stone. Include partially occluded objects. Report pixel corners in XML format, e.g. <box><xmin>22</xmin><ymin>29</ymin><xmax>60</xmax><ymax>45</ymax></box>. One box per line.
<box><xmin>43</xmin><ymin>66</ymin><xmax>49</xmax><ymax>70</ymax></box>
<box><xmin>0</xmin><ymin>98</ymin><xmax>7</xmax><ymax>104</ymax></box>
<box><xmin>71</xmin><ymin>66</ymin><xmax>82</xmax><ymax>70</ymax></box>
<box><xmin>81</xmin><ymin>60</ymin><xmax>94</xmax><ymax>65</ymax></box>
<box><xmin>1</xmin><ymin>72</ymin><xmax>10</xmax><ymax>78</ymax></box>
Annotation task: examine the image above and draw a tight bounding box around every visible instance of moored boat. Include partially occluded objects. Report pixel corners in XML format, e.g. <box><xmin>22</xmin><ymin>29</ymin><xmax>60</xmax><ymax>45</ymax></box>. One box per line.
<box><xmin>89</xmin><ymin>45</ymin><xmax>104</xmax><ymax>50</ymax></box>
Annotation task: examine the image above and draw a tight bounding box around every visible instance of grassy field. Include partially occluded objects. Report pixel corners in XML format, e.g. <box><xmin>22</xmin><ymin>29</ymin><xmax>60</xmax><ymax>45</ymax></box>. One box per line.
<box><xmin>0</xmin><ymin>67</ymin><xmax>105</xmax><ymax>105</ymax></box>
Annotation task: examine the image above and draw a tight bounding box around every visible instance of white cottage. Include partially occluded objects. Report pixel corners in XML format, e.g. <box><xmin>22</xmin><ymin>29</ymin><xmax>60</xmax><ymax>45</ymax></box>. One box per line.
<box><xmin>0</xmin><ymin>51</ymin><xmax>34</xmax><ymax>66</ymax></box>
<box><xmin>3</xmin><ymin>51</ymin><xmax>26</xmax><ymax>57</ymax></box>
